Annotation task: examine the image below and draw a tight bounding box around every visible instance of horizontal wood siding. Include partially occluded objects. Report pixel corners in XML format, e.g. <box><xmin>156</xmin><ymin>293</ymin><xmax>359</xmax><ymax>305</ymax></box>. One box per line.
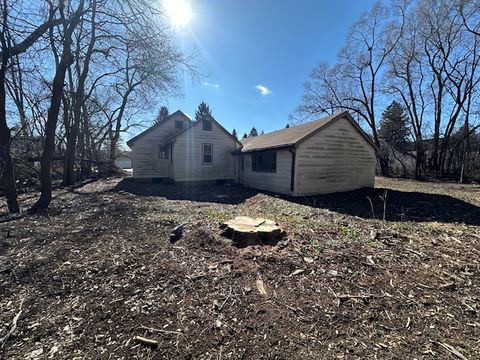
<box><xmin>294</xmin><ymin>117</ymin><xmax>376</xmax><ymax>195</ymax></box>
<box><xmin>173</xmin><ymin>122</ymin><xmax>237</xmax><ymax>182</ymax></box>
<box><xmin>240</xmin><ymin>149</ymin><xmax>292</xmax><ymax>195</ymax></box>
<box><xmin>131</xmin><ymin>114</ymin><xmax>188</xmax><ymax>178</ymax></box>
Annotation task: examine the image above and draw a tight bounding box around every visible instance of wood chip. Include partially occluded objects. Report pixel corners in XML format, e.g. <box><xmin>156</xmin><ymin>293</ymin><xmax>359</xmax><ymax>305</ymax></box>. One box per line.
<box><xmin>133</xmin><ymin>336</ymin><xmax>158</xmax><ymax>348</ymax></box>
<box><xmin>289</xmin><ymin>269</ymin><xmax>305</xmax><ymax>277</ymax></box>
<box><xmin>433</xmin><ymin>341</ymin><xmax>467</xmax><ymax>360</ymax></box>
<box><xmin>256</xmin><ymin>278</ymin><xmax>267</xmax><ymax>296</ymax></box>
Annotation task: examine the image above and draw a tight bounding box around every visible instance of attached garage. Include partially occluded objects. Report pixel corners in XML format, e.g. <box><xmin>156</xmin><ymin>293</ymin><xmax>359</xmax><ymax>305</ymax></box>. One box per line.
<box><xmin>238</xmin><ymin>111</ymin><xmax>378</xmax><ymax>196</ymax></box>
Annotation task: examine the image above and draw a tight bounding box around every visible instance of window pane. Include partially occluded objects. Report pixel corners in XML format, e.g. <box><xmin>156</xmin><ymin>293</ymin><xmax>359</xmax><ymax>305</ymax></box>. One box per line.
<box><xmin>202</xmin><ymin>144</ymin><xmax>213</xmax><ymax>163</ymax></box>
<box><xmin>251</xmin><ymin>150</ymin><xmax>276</xmax><ymax>172</ymax></box>
<box><xmin>175</xmin><ymin>120</ymin><xmax>183</xmax><ymax>129</ymax></box>
<box><xmin>158</xmin><ymin>145</ymin><xmax>168</xmax><ymax>159</ymax></box>
<box><xmin>203</xmin><ymin>120</ymin><xmax>212</xmax><ymax>131</ymax></box>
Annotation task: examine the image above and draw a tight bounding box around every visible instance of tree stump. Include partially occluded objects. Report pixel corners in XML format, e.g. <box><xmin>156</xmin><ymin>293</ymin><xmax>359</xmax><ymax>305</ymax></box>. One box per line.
<box><xmin>220</xmin><ymin>216</ymin><xmax>284</xmax><ymax>247</ymax></box>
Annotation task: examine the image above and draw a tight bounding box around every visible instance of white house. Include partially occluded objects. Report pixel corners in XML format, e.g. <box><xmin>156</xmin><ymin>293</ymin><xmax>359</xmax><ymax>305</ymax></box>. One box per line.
<box><xmin>127</xmin><ymin>110</ymin><xmax>241</xmax><ymax>182</ymax></box>
<box><xmin>127</xmin><ymin>110</ymin><xmax>378</xmax><ymax>195</ymax></box>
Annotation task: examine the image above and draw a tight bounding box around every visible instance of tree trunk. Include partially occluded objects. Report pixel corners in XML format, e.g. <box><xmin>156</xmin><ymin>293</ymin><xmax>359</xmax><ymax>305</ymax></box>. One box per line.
<box><xmin>31</xmin><ymin>63</ymin><xmax>70</xmax><ymax>211</ymax></box>
<box><xmin>30</xmin><ymin>0</ymin><xmax>84</xmax><ymax>212</ymax></box>
<box><xmin>0</xmin><ymin>5</ymin><xmax>19</xmax><ymax>213</ymax></box>
<box><xmin>63</xmin><ymin>1</ymin><xmax>96</xmax><ymax>185</ymax></box>
<box><xmin>109</xmin><ymin>133</ymin><xmax>118</xmax><ymax>173</ymax></box>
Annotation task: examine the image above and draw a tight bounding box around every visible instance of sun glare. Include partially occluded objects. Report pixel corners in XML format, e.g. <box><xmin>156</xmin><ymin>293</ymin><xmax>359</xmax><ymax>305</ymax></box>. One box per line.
<box><xmin>164</xmin><ymin>0</ymin><xmax>192</xmax><ymax>28</ymax></box>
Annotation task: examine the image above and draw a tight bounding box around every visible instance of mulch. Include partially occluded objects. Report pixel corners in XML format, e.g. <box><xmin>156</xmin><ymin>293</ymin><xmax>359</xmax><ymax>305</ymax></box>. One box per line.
<box><xmin>0</xmin><ymin>177</ymin><xmax>479</xmax><ymax>359</ymax></box>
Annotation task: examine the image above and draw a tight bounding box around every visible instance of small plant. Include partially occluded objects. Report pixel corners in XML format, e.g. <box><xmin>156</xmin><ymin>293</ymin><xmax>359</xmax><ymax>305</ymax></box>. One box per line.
<box><xmin>366</xmin><ymin>196</ymin><xmax>375</xmax><ymax>219</ymax></box>
<box><xmin>339</xmin><ymin>224</ymin><xmax>361</xmax><ymax>239</ymax></box>
<box><xmin>380</xmin><ymin>190</ymin><xmax>388</xmax><ymax>221</ymax></box>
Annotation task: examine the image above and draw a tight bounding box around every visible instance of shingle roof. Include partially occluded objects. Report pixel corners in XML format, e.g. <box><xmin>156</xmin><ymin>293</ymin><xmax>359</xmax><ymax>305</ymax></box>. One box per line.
<box><xmin>240</xmin><ymin>111</ymin><xmax>377</xmax><ymax>153</ymax></box>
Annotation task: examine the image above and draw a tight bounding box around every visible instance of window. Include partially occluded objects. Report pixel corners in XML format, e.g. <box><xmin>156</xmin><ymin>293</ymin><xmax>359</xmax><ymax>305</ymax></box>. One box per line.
<box><xmin>158</xmin><ymin>145</ymin><xmax>168</xmax><ymax>159</ymax></box>
<box><xmin>202</xmin><ymin>143</ymin><xmax>213</xmax><ymax>164</ymax></box>
<box><xmin>175</xmin><ymin>120</ymin><xmax>183</xmax><ymax>129</ymax></box>
<box><xmin>202</xmin><ymin>119</ymin><xmax>212</xmax><ymax>131</ymax></box>
<box><xmin>252</xmin><ymin>150</ymin><xmax>276</xmax><ymax>172</ymax></box>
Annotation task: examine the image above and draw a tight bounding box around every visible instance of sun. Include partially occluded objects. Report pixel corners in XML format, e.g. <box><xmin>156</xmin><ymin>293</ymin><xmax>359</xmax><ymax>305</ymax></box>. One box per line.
<box><xmin>164</xmin><ymin>0</ymin><xmax>192</xmax><ymax>28</ymax></box>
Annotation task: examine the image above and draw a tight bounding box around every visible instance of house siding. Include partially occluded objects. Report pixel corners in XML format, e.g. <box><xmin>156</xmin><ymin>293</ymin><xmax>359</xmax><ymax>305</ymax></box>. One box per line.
<box><xmin>172</xmin><ymin>121</ymin><xmax>238</xmax><ymax>182</ymax></box>
<box><xmin>131</xmin><ymin>113</ymin><xmax>189</xmax><ymax>178</ymax></box>
<box><xmin>239</xmin><ymin>149</ymin><xmax>293</xmax><ymax>195</ymax></box>
<box><xmin>294</xmin><ymin>117</ymin><xmax>376</xmax><ymax>195</ymax></box>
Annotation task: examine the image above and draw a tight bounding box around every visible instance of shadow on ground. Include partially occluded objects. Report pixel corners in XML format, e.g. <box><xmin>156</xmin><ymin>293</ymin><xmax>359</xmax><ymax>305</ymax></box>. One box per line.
<box><xmin>288</xmin><ymin>187</ymin><xmax>480</xmax><ymax>226</ymax></box>
<box><xmin>111</xmin><ymin>178</ymin><xmax>259</xmax><ymax>205</ymax></box>
<box><xmin>111</xmin><ymin>178</ymin><xmax>480</xmax><ymax>226</ymax></box>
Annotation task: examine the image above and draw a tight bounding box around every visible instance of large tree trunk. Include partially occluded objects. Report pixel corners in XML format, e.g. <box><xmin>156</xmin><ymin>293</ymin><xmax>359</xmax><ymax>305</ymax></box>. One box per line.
<box><xmin>0</xmin><ymin>4</ymin><xmax>19</xmax><ymax>213</ymax></box>
<box><xmin>30</xmin><ymin>0</ymin><xmax>84</xmax><ymax>212</ymax></box>
<box><xmin>31</xmin><ymin>64</ymin><xmax>71</xmax><ymax>211</ymax></box>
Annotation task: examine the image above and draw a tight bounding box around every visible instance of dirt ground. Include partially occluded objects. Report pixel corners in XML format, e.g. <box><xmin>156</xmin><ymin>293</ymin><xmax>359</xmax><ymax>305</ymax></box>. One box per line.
<box><xmin>0</xmin><ymin>176</ymin><xmax>479</xmax><ymax>359</ymax></box>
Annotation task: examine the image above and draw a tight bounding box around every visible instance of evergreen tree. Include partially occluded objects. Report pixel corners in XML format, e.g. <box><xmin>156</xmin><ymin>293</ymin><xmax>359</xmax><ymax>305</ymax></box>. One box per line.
<box><xmin>232</xmin><ymin>129</ymin><xmax>238</xmax><ymax>140</ymax></box>
<box><xmin>154</xmin><ymin>106</ymin><xmax>169</xmax><ymax>124</ymax></box>
<box><xmin>260</xmin><ymin>130</ymin><xmax>264</xmax><ymax>135</ymax></box>
<box><xmin>378</xmin><ymin>101</ymin><xmax>409</xmax><ymax>153</ymax></box>
<box><xmin>249</xmin><ymin>127</ymin><xmax>258</xmax><ymax>137</ymax></box>
<box><xmin>195</xmin><ymin>101</ymin><xmax>212</xmax><ymax>121</ymax></box>
<box><xmin>285</xmin><ymin>124</ymin><xmax>290</xmax><ymax>128</ymax></box>
<box><xmin>242</xmin><ymin>133</ymin><xmax>248</xmax><ymax>139</ymax></box>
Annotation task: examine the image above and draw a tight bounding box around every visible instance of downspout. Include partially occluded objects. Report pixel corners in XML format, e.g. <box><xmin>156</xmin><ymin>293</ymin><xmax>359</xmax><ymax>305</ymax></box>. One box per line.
<box><xmin>289</xmin><ymin>146</ymin><xmax>296</xmax><ymax>194</ymax></box>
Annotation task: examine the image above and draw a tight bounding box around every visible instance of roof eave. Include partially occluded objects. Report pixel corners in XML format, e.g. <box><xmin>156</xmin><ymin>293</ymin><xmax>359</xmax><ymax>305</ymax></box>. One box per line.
<box><xmin>240</xmin><ymin>143</ymin><xmax>295</xmax><ymax>153</ymax></box>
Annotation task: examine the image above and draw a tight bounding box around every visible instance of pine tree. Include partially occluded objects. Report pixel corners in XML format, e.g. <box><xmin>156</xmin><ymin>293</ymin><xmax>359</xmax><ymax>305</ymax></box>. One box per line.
<box><xmin>249</xmin><ymin>127</ymin><xmax>258</xmax><ymax>137</ymax></box>
<box><xmin>378</xmin><ymin>101</ymin><xmax>409</xmax><ymax>153</ymax></box>
<box><xmin>242</xmin><ymin>133</ymin><xmax>248</xmax><ymax>139</ymax></box>
<box><xmin>232</xmin><ymin>129</ymin><xmax>238</xmax><ymax>140</ymax></box>
<box><xmin>154</xmin><ymin>106</ymin><xmax>169</xmax><ymax>124</ymax></box>
<box><xmin>285</xmin><ymin>124</ymin><xmax>290</xmax><ymax>128</ymax></box>
<box><xmin>195</xmin><ymin>101</ymin><xmax>212</xmax><ymax>121</ymax></box>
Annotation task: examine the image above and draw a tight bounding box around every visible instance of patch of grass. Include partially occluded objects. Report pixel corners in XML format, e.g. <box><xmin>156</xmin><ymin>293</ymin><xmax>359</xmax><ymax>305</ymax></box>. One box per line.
<box><xmin>339</xmin><ymin>224</ymin><xmax>361</xmax><ymax>239</ymax></box>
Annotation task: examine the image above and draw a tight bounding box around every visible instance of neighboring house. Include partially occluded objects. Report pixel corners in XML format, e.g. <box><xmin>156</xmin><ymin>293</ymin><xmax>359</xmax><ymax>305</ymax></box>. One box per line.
<box><xmin>128</xmin><ymin>110</ymin><xmax>378</xmax><ymax>195</ymax></box>
<box><xmin>115</xmin><ymin>151</ymin><xmax>132</xmax><ymax>169</ymax></box>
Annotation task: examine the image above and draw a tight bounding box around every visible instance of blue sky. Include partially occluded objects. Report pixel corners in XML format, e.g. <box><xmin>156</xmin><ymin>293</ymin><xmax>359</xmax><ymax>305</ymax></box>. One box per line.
<box><xmin>135</xmin><ymin>0</ymin><xmax>378</xmax><ymax>139</ymax></box>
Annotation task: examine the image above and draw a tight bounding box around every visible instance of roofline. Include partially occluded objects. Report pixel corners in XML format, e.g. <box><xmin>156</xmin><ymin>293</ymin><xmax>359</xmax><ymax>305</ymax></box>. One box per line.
<box><xmin>126</xmin><ymin>110</ymin><xmax>192</xmax><ymax>147</ymax></box>
<box><xmin>296</xmin><ymin>111</ymin><xmax>380</xmax><ymax>152</ymax></box>
<box><xmin>165</xmin><ymin>114</ymin><xmax>242</xmax><ymax>147</ymax></box>
<box><xmin>238</xmin><ymin>111</ymin><xmax>379</xmax><ymax>154</ymax></box>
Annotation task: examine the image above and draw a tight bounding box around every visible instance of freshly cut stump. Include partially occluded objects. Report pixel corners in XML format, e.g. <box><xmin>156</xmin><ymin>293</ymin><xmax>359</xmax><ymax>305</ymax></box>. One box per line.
<box><xmin>221</xmin><ymin>216</ymin><xmax>284</xmax><ymax>247</ymax></box>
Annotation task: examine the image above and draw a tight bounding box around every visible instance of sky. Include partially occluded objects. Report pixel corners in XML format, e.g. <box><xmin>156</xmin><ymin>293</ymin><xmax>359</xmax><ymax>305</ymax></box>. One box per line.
<box><xmin>132</xmin><ymin>0</ymin><xmax>379</xmax><ymax>140</ymax></box>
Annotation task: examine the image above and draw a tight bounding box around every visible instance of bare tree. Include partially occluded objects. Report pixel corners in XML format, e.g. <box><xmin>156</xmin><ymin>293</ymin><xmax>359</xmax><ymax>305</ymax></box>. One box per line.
<box><xmin>296</xmin><ymin>1</ymin><xmax>405</xmax><ymax>175</ymax></box>
<box><xmin>387</xmin><ymin>5</ymin><xmax>428</xmax><ymax>177</ymax></box>
<box><xmin>30</xmin><ymin>0</ymin><xmax>85</xmax><ymax>212</ymax></box>
<box><xmin>0</xmin><ymin>1</ymin><xmax>62</xmax><ymax>213</ymax></box>
<box><xmin>63</xmin><ymin>0</ymin><xmax>98</xmax><ymax>185</ymax></box>
<box><xmin>458</xmin><ymin>0</ymin><xmax>480</xmax><ymax>37</ymax></box>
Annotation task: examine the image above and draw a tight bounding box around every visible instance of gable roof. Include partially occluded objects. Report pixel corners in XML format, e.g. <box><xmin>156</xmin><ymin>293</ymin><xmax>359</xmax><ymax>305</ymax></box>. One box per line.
<box><xmin>240</xmin><ymin>111</ymin><xmax>379</xmax><ymax>153</ymax></box>
<box><xmin>164</xmin><ymin>115</ymin><xmax>242</xmax><ymax>146</ymax></box>
<box><xmin>126</xmin><ymin>110</ymin><xmax>192</xmax><ymax>147</ymax></box>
